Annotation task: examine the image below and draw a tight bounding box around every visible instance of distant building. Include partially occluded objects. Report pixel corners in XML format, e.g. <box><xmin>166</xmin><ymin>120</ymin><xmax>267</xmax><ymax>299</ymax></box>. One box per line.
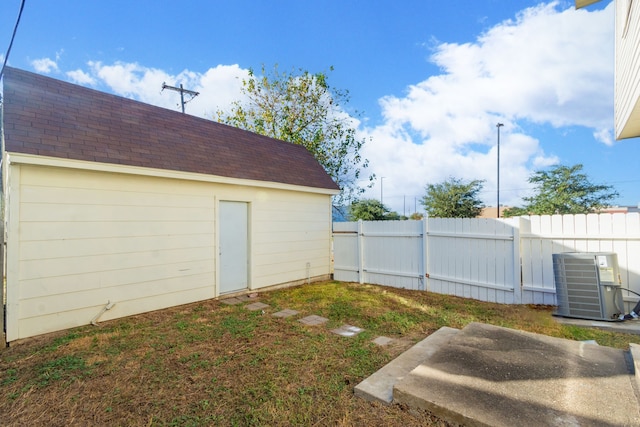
<box><xmin>479</xmin><ymin>207</ymin><xmax>510</xmax><ymax>218</ymax></box>
<box><xmin>597</xmin><ymin>205</ymin><xmax>640</xmax><ymax>214</ymax></box>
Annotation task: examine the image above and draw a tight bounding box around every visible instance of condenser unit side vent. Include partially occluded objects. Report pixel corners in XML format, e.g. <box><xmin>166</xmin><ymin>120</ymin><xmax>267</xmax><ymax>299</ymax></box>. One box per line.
<box><xmin>552</xmin><ymin>253</ymin><xmax>623</xmax><ymax>322</ymax></box>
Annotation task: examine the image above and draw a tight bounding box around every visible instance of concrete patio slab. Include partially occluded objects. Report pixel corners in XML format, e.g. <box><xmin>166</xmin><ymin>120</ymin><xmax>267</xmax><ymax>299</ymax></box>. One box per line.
<box><xmin>393</xmin><ymin>322</ymin><xmax>640</xmax><ymax>427</ymax></box>
<box><xmin>354</xmin><ymin>327</ymin><xmax>459</xmax><ymax>404</ymax></box>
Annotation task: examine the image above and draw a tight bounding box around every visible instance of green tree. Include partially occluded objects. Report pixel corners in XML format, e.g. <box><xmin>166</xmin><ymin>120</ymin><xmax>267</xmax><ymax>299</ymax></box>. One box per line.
<box><xmin>503</xmin><ymin>164</ymin><xmax>619</xmax><ymax>216</ymax></box>
<box><xmin>217</xmin><ymin>64</ymin><xmax>372</xmax><ymax>204</ymax></box>
<box><xmin>348</xmin><ymin>199</ymin><xmax>399</xmax><ymax>221</ymax></box>
<box><xmin>421</xmin><ymin>177</ymin><xmax>485</xmax><ymax>218</ymax></box>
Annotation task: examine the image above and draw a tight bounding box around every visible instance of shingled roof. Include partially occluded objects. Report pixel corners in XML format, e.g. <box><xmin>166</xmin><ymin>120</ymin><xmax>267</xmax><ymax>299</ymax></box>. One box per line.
<box><xmin>1</xmin><ymin>67</ymin><xmax>340</xmax><ymax>191</ymax></box>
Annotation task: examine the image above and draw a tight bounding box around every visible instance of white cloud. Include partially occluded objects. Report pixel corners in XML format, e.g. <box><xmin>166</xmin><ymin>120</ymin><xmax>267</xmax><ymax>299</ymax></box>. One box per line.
<box><xmin>47</xmin><ymin>2</ymin><xmax>613</xmax><ymax>215</ymax></box>
<box><xmin>66</xmin><ymin>69</ymin><xmax>96</xmax><ymax>85</ymax></box>
<box><xmin>31</xmin><ymin>50</ymin><xmax>64</xmax><ymax>74</ymax></box>
<box><xmin>593</xmin><ymin>127</ymin><xmax>613</xmax><ymax>146</ymax></box>
<box><xmin>79</xmin><ymin>61</ymin><xmax>249</xmax><ymax>119</ymax></box>
<box><xmin>31</xmin><ymin>57</ymin><xmax>58</xmax><ymax>73</ymax></box>
<box><xmin>359</xmin><ymin>1</ymin><xmax>614</xmax><ymax>213</ymax></box>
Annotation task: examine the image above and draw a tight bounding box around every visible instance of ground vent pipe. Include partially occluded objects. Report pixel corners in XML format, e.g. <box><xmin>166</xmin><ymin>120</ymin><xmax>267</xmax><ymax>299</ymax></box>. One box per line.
<box><xmin>91</xmin><ymin>300</ymin><xmax>115</xmax><ymax>326</ymax></box>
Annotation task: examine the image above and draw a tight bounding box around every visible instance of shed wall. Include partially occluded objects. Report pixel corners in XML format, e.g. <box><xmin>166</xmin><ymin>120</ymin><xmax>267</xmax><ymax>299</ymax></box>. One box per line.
<box><xmin>6</xmin><ymin>164</ymin><xmax>332</xmax><ymax>341</ymax></box>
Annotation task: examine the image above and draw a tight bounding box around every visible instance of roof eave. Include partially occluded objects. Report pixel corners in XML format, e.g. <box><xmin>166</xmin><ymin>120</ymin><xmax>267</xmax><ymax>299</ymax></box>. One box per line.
<box><xmin>4</xmin><ymin>152</ymin><xmax>341</xmax><ymax>195</ymax></box>
<box><xmin>575</xmin><ymin>0</ymin><xmax>602</xmax><ymax>9</ymax></box>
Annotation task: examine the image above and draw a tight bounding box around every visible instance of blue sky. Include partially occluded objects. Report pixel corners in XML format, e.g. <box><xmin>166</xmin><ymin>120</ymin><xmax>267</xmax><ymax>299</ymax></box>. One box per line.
<box><xmin>1</xmin><ymin>0</ymin><xmax>637</xmax><ymax>214</ymax></box>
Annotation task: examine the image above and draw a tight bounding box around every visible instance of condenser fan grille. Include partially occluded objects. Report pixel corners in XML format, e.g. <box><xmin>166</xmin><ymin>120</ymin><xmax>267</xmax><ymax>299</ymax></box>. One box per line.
<box><xmin>553</xmin><ymin>253</ymin><xmax>623</xmax><ymax>321</ymax></box>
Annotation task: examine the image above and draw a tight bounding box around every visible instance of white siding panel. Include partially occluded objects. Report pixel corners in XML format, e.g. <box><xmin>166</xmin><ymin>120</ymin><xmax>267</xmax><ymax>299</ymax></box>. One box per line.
<box><xmin>20</xmin><ymin>202</ymin><xmax>211</xmax><ymax>222</ymax></box>
<box><xmin>10</xmin><ymin>165</ymin><xmax>216</xmax><ymax>340</ymax></box>
<box><xmin>20</xmin><ymin>233</ymin><xmax>213</xmax><ymax>261</ymax></box>
<box><xmin>19</xmin><ymin>259</ymin><xmax>211</xmax><ymax>299</ymax></box>
<box><xmin>251</xmin><ymin>189</ymin><xmax>332</xmax><ymax>289</ymax></box>
<box><xmin>6</xmin><ymin>163</ymin><xmax>334</xmax><ymax>341</ymax></box>
<box><xmin>18</xmin><ymin>286</ymin><xmax>211</xmax><ymax>339</ymax></box>
<box><xmin>21</xmin><ymin>220</ymin><xmax>211</xmax><ymax>241</ymax></box>
<box><xmin>20</xmin><ymin>184</ymin><xmax>211</xmax><ymax>207</ymax></box>
<box><xmin>19</xmin><ymin>247</ymin><xmax>211</xmax><ymax>280</ymax></box>
<box><xmin>19</xmin><ymin>273</ymin><xmax>214</xmax><ymax>318</ymax></box>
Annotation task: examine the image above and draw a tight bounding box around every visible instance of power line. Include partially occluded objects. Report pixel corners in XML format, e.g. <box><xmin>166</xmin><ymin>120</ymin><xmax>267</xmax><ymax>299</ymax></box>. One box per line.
<box><xmin>0</xmin><ymin>0</ymin><xmax>26</xmax><ymax>81</ymax></box>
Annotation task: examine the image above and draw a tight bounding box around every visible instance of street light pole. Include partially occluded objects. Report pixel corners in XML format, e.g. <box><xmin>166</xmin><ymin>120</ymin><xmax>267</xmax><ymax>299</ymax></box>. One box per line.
<box><xmin>380</xmin><ymin>177</ymin><xmax>385</xmax><ymax>206</ymax></box>
<box><xmin>496</xmin><ymin>123</ymin><xmax>504</xmax><ymax>218</ymax></box>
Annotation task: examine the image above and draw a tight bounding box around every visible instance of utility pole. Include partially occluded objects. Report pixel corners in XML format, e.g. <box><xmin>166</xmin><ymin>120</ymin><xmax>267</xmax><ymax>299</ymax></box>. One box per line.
<box><xmin>161</xmin><ymin>82</ymin><xmax>199</xmax><ymax>114</ymax></box>
<box><xmin>496</xmin><ymin>123</ymin><xmax>504</xmax><ymax>218</ymax></box>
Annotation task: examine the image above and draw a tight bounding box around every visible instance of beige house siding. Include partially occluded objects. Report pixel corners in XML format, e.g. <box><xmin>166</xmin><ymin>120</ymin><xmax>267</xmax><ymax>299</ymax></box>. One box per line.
<box><xmin>5</xmin><ymin>159</ymin><xmax>334</xmax><ymax>341</ymax></box>
<box><xmin>252</xmin><ymin>192</ymin><xmax>332</xmax><ymax>288</ymax></box>
<box><xmin>615</xmin><ymin>0</ymin><xmax>640</xmax><ymax>139</ymax></box>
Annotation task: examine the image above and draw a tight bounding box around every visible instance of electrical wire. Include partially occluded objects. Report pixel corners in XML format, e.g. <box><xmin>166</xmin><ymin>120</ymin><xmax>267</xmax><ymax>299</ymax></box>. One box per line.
<box><xmin>0</xmin><ymin>0</ymin><xmax>26</xmax><ymax>81</ymax></box>
<box><xmin>621</xmin><ymin>287</ymin><xmax>640</xmax><ymax>299</ymax></box>
<box><xmin>613</xmin><ymin>285</ymin><xmax>640</xmax><ymax>319</ymax></box>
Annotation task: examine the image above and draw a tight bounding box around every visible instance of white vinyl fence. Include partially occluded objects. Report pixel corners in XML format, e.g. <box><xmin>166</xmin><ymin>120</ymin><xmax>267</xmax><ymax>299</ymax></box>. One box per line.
<box><xmin>333</xmin><ymin>213</ymin><xmax>640</xmax><ymax>309</ymax></box>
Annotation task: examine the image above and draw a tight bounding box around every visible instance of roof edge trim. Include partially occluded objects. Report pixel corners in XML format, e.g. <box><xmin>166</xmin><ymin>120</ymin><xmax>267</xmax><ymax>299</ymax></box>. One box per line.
<box><xmin>5</xmin><ymin>152</ymin><xmax>340</xmax><ymax>196</ymax></box>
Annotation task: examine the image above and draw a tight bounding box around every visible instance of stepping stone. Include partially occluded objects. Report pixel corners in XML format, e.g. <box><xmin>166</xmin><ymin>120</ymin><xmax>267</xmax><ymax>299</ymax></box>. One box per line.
<box><xmin>236</xmin><ymin>294</ymin><xmax>253</xmax><ymax>302</ymax></box>
<box><xmin>245</xmin><ymin>302</ymin><xmax>269</xmax><ymax>311</ymax></box>
<box><xmin>331</xmin><ymin>324</ymin><xmax>364</xmax><ymax>337</ymax></box>
<box><xmin>272</xmin><ymin>309</ymin><xmax>299</xmax><ymax>318</ymax></box>
<box><xmin>373</xmin><ymin>336</ymin><xmax>394</xmax><ymax>346</ymax></box>
<box><xmin>298</xmin><ymin>315</ymin><xmax>329</xmax><ymax>326</ymax></box>
<box><xmin>221</xmin><ymin>297</ymin><xmax>243</xmax><ymax>305</ymax></box>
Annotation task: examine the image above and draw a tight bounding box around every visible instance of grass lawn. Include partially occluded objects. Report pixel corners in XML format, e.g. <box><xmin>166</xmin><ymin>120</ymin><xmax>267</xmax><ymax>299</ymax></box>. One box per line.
<box><xmin>1</xmin><ymin>281</ymin><xmax>639</xmax><ymax>426</ymax></box>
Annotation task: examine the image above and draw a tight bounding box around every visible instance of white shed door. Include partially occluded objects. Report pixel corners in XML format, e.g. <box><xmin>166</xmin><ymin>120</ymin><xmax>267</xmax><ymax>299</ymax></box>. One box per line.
<box><xmin>219</xmin><ymin>201</ymin><xmax>249</xmax><ymax>294</ymax></box>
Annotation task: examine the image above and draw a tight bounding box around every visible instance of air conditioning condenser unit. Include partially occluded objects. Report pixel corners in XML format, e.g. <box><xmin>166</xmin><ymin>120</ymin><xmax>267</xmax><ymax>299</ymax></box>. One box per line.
<box><xmin>552</xmin><ymin>252</ymin><xmax>623</xmax><ymax>321</ymax></box>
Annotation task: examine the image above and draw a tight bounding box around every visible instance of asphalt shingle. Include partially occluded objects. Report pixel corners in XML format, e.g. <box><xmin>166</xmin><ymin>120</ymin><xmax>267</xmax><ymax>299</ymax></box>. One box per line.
<box><xmin>2</xmin><ymin>67</ymin><xmax>340</xmax><ymax>192</ymax></box>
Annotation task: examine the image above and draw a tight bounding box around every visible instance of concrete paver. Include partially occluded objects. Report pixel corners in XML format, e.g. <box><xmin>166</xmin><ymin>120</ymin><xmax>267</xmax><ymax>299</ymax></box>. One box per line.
<box><xmin>372</xmin><ymin>336</ymin><xmax>394</xmax><ymax>346</ymax></box>
<box><xmin>331</xmin><ymin>324</ymin><xmax>364</xmax><ymax>337</ymax></box>
<box><xmin>272</xmin><ymin>309</ymin><xmax>299</xmax><ymax>318</ymax></box>
<box><xmin>298</xmin><ymin>315</ymin><xmax>329</xmax><ymax>326</ymax></box>
<box><xmin>245</xmin><ymin>302</ymin><xmax>269</xmax><ymax>311</ymax></box>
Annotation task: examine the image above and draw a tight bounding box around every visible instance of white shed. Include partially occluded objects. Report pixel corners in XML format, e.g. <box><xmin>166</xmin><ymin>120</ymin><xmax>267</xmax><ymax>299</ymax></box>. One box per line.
<box><xmin>0</xmin><ymin>67</ymin><xmax>340</xmax><ymax>343</ymax></box>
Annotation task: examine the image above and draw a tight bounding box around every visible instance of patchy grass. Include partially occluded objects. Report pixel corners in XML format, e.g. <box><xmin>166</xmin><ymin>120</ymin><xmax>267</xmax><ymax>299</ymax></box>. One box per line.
<box><xmin>1</xmin><ymin>281</ymin><xmax>639</xmax><ymax>426</ymax></box>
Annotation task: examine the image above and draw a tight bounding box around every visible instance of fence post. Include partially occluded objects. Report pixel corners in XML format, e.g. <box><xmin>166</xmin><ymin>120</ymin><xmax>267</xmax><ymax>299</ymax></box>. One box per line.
<box><xmin>512</xmin><ymin>217</ymin><xmax>522</xmax><ymax>304</ymax></box>
<box><xmin>423</xmin><ymin>215</ymin><xmax>429</xmax><ymax>291</ymax></box>
<box><xmin>357</xmin><ymin>220</ymin><xmax>365</xmax><ymax>284</ymax></box>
